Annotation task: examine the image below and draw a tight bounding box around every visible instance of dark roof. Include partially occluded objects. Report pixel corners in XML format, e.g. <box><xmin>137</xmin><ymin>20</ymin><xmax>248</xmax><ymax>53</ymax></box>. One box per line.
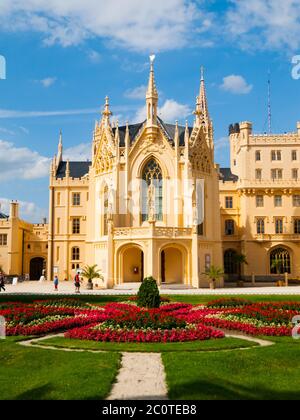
<box><xmin>0</xmin><ymin>212</ymin><xmax>8</xmax><ymax>219</ymax></box>
<box><xmin>56</xmin><ymin>161</ymin><xmax>91</xmax><ymax>179</ymax></box>
<box><xmin>113</xmin><ymin>118</ymin><xmax>193</xmax><ymax>147</ymax></box>
<box><xmin>219</xmin><ymin>168</ymin><xmax>238</xmax><ymax>182</ymax></box>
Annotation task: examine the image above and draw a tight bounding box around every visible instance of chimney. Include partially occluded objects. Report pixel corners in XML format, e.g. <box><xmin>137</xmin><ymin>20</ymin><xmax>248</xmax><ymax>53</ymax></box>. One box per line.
<box><xmin>43</xmin><ymin>217</ymin><xmax>47</xmax><ymax>224</ymax></box>
<box><xmin>10</xmin><ymin>201</ymin><xmax>19</xmax><ymax>219</ymax></box>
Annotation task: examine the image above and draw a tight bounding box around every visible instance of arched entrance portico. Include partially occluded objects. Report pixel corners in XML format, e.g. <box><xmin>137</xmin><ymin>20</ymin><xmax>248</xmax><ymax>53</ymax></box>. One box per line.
<box><xmin>160</xmin><ymin>246</ymin><xmax>185</xmax><ymax>285</ymax></box>
<box><xmin>120</xmin><ymin>245</ymin><xmax>144</xmax><ymax>283</ymax></box>
<box><xmin>30</xmin><ymin>257</ymin><xmax>45</xmax><ymax>280</ymax></box>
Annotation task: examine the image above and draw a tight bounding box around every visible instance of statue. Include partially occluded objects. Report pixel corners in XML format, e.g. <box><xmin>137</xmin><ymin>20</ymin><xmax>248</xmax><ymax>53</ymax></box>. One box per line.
<box><xmin>147</xmin><ymin>181</ymin><xmax>156</xmax><ymax>223</ymax></box>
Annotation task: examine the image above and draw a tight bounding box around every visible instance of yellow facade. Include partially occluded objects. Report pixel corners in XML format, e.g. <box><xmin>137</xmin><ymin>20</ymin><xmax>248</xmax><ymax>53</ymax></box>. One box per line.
<box><xmin>1</xmin><ymin>63</ymin><xmax>300</xmax><ymax>287</ymax></box>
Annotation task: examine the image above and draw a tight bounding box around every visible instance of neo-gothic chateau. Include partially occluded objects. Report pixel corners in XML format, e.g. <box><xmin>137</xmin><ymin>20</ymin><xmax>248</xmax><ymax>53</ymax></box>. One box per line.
<box><xmin>1</xmin><ymin>61</ymin><xmax>300</xmax><ymax>288</ymax></box>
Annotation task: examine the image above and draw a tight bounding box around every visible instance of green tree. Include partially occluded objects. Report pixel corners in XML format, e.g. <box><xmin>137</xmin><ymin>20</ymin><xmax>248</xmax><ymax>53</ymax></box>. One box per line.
<box><xmin>203</xmin><ymin>266</ymin><xmax>224</xmax><ymax>289</ymax></box>
<box><xmin>234</xmin><ymin>253</ymin><xmax>248</xmax><ymax>281</ymax></box>
<box><xmin>137</xmin><ymin>277</ymin><xmax>160</xmax><ymax>308</ymax></box>
<box><xmin>81</xmin><ymin>265</ymin><xmax>104</xmax><ymax>290</ymax></box>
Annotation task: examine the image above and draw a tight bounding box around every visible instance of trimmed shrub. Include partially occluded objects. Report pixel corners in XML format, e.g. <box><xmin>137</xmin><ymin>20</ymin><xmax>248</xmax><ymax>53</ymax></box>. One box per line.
<box><xmin>137</xmin><ymin>277</ymin><xmax>160</xmax><ymax>308</ymax></box>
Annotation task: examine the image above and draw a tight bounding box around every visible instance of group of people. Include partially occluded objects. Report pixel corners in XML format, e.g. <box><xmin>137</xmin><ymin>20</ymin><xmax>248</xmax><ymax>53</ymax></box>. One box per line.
<box><xmin>0</xmin><ymin>272</ymin><xmax>5</xmax><ymax>292</ymax></box>
<box><xmin>53</xmin><ymin>272</ymin><xmax>82</xmax><ymax>293</ymax></box>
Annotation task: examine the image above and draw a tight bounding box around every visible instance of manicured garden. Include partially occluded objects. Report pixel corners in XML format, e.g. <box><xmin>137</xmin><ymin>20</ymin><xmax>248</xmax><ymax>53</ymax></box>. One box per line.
<box><xmin>1</xmin><ymin>287</ymin><xmax>300</xmax><ymax>400</ymax></box>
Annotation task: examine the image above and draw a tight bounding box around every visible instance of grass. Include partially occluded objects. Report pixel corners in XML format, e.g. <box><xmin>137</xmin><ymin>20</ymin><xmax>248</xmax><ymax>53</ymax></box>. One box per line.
<box><xmin>2</xmin><ymin>293</ymin><xmax>300</xmax><ymax>306</ymax></box>
<box><xmin>166</xmin><ymin>294</ymin><xmax>300</xmax><ymax>305</ymax></box>
<box><xmin>162</xmin><ymin>336</ymin><xmax>300</xmax><ymax>400</ymax></box>
<box><xmin>31</xmin><ymin>336</ymin><xmax>257</xmax><ymax>353</ymax></box>
<box><xmin>0</xmin><ymin>338</ymin><xmax>120</xmax><ymax>400</ymax></box>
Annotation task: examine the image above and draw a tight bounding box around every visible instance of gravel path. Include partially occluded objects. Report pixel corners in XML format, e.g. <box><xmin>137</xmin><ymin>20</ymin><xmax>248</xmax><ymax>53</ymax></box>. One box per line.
<box><xmin>107</xmin><ymin>352</ymin><xmax>168</xmax><ymax>401</ymax></box>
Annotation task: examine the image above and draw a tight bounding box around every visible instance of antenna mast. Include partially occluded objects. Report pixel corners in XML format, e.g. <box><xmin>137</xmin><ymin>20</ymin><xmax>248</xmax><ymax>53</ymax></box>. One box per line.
<box><xmin>268</xmin><ymin>70</ymin><xmax>272</xmax><ymax>134</ymax></box>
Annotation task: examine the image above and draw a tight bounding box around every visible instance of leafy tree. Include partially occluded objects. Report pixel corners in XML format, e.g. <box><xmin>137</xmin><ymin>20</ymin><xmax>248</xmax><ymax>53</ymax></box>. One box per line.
<box><xmin>234</xmin><ymin>253</ymin><xmax>248</xmax><ymax>280</ymax></box>
<box><xmin>81</xmin><ymin>265</ymin><xmax>103</xmax><ymax>289</ymax></box>
<box><xmin>203</xmin><ymin>266</ymin><xmax>224</xmax><ymax>288</ymax></box>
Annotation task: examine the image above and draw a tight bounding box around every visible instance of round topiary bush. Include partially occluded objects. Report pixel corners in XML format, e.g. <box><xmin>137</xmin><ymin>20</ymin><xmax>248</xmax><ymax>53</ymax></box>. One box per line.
<box><xmin>137</xmin><ymin>277</ymin><xmax>160</xmax><ymax>308</ymax></box>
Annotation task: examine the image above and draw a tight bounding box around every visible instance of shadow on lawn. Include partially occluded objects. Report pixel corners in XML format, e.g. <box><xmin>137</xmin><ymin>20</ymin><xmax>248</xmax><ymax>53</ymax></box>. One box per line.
<box><xmin>170</xmin><ymin>379</ymin><xmax>299</xmax><ymax>400</ymax></box>
<box><xmin>16</xmin><ymin>384</ymin><xmax>55</xmax><ymax>400</ymax></box>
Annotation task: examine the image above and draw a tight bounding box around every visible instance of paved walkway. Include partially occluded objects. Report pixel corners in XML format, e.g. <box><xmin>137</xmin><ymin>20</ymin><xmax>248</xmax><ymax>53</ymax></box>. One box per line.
<box><xmin>1</xmin><ymin>281</ymin><xmax>300</xmax><ymax>295</ymax></box>
<box><xmin>107</xmin><ymin>353</ymin><xmax>168</xmax><ymax>400</ymax></box>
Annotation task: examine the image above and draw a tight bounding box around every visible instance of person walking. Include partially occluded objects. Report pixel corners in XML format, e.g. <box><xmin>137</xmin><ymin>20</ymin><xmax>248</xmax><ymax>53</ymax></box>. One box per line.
<box><xmin>0</xmin><ymin>272</ymin><xmax>5</xmax><ymax>292</ymax></box>
<box><xmin>53</xmin><ymin>275</ymin><xmax>59</xmax><ymax>292</ymax></box>
<box><xmin>74</xmin><ymin>272</ymin><xmax>81</xmax><ymax>294</ymax></box>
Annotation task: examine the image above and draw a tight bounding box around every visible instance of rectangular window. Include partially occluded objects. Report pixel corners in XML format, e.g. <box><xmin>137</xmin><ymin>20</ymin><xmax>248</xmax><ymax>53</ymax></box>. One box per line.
<box><xmin>271</xmin><ymin>150</ymin><xmax>281</xmax><ymax>161</ymax></box>
<box><xmin>225</xmin><ymin>196</ymin><xmax>233</xmax><ymax>209</ymax></box>
<box><xmin>72</xmin><ymin>247</ymin><xmax>80</xmax><ymax>261</ymax></box>
<box><xmin>56</xmin><ymin>218</ymin><xmax>60</xmax><ymax>235</ymax></box>
<box><xmin>292</xmin><ymin>150</ymin><xmax>297</xmax><ymax>161</ymax></box>
<box><xmin>56</xmin><ymin>246</ymin><xmax>60</xmax><ymax>262</ymax></box>
<box><xmin>225</xmin><ymin>220</ymin><xmax>235</xmax><ymax>236</ymax></box>
<box><xmin>271</xmin><ymin>169</ymin><xmax>283</xmax><ymax>180</ymax></box>
<box><xmin>255</xmin><ymin>151</ymin><xmax>261</xmax><ymax>161</ymax></box>
<box><xmin>293</xmin><ymin>195</ymin><xmax>300</xmax><ymax>207</ymax></box>
<box><xmin>257</xmin><ymin>219</ymin><xmax>265</xmax><ymax>234</ymax></box>
<box><xmin>275</xmin><ymin>218</ymin><xmax>283</xmax><ymax>234</ymax></box>
<box><xmin>256</xmin><ymin>195</ymin><xmax>264</xmax><ymax>207</ymax></box>
<box><xmin>0</xmin><ymin>234</ymin><xmax>8</xmax><ymax>246</ymax></box>
<box><xmin>255</xmin><ymin>169</ymin><xmax>262</xmax><ymax>180</ymax></box>
<box><xmin>294</xmin><ymin>219</ymin><xmax>300</xmax><ymax>234</ymax></box>
<box><xmin>72</xmin><ymin>218</ymin><xmax>80</xmax><ymax>234</ymax></box>
<box><xmin>57</xmin><ymin>192</ymin><xmax>61</xmax><ymax>206</ymax></box>
<box><xmin>292</xmin><ymin>169</ymin><xmax>298</xmax><ymax>180</ymax></box>
<box><xmin>274</xmin><ymin>195</ymin><xmax>282</xmax><ymax>207</ymax></box>
<box><xmin>72</xmin><ymin>193</ymin><xmax>81</xmax><ymax>206</ymax></box>
<box><xmin>205</xmin><ymin>254</ymin><xmax>211</xmax><ymax>271</ymax></box>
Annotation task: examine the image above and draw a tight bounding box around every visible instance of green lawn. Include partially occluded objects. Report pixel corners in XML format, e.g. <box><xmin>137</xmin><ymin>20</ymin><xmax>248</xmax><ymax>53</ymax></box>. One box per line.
<box><xmin>162</xmin><ymin>336</ymin><xmax>300</xmax><ymax>400</ymax></box>
<box><xmin>2</xmin><ymin>293</ymin><xmax>300</xmax><ymax>306</ymax></box>
<box><xmin>32</xmin><ymin>336</ymin><xmax>256</xmax><ymax>353</ymax></box>
<box><xmin>0</xmin><ymin>338</ymin><xmax>120</xmax><ymax>400</ymax></box>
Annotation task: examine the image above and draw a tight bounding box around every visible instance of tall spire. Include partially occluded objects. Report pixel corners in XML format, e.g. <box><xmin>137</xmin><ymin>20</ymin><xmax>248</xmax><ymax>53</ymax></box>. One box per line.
<box><xmin>194</xmin><ymin>66</ymin><xmax>210</xmax><ymax>127</ymax></box>
<box><xmin>146</xmin><ymin>55</ymin><xmax>158</xmax><ymax>126</ymax></box>
<box><xmin>56</xmin><ymin>129</ymin><xmax>63</xmax><ymax>167</ymax></box>
<box><xmin>102</xmin><ymin>96</ymin><xmax>112</xmax><ymax>127</ymax></box>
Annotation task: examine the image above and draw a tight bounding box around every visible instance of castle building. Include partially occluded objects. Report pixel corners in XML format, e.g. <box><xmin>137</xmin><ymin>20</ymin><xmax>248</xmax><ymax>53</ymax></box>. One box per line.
<box><xmin>1</xmin><ymin>61</ymin><xmax>300</xmax><ymax>287</ymax></box>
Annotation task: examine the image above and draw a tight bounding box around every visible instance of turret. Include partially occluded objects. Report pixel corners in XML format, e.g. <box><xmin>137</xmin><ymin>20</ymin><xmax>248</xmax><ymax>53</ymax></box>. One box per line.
<box><xmin>146</xmin><ymin>55</ymin><xmax>159</xmax><ymax>127</ymax></box>
<box><xmin>102</xmin><ymin>96</ymin><xmax>112</xmax><ymax>128</ymax></box>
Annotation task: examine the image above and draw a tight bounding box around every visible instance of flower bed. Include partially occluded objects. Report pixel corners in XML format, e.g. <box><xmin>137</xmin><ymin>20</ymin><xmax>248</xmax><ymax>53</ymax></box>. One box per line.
<box><xmin>179</xmin><ymin>299</ymin><xmax>300</xmax><ymax>337</ymax></box>
<box><xmin>2</xmin><ymin>298</ymin><xmax>299</xmax><ymax>341</ymax></box>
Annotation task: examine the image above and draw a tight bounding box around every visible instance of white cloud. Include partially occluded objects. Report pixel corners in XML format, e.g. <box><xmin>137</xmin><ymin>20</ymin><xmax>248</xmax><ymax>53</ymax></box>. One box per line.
<box><xmin>0</xmin><ymin>108</ymin><xmax>99</xmax><ymax>119</ymax></box>
<box><xmin>0</xmin><ymin>197</ymin><xmax>47</xmax><ymax>223</ymax></box>
<box><xmin>38</xmin><ymin>77</ymin><xmax>57</xmax><ymax>88</ymax></box>
<box><xmin>226</xmin><ymin>0</ymin><xmax>300</xmax><ymax>52</ymax></box>
<box><xmin>0</xmin><ymin>139</ymin><xmax>50</xmax><ymax>181</ymax></box>
<box><xmin>64</xmin><ymin>143</ymin><xmax>91</xmax><ymax>161</ymax></box>
<box><xmin>0</xmin><ymin>0</ymin><xmax>210</xmax><ymax>52</ymax></box>
<box><xmin>134</xmin><ymin>99</ymin><xmax>191</xmax><ymax>123</ymax></box>
<box><xmin>220</xmin><ymin>75</ymin><xmax>253</xmax><ymax>95</ymax></box>
<box><xmin>125</xmin><ymin>85</ymin><xmax>147</xmax><ymax>100</ymax></box>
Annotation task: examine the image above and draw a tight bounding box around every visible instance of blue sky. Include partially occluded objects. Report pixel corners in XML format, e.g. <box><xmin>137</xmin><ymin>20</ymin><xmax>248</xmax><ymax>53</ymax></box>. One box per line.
<box><xmin>0</xmin><ymin>0</ymin><xmax>299</xmax><ymax>221</ymax></box>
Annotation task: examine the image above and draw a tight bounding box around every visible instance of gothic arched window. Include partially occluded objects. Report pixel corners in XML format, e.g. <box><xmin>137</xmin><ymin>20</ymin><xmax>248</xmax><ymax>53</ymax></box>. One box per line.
<box><xmin>142</xmin><ymin>159</ymin><xmax>163</xmax><ymax>222</ymax></box>
<box><xmin>270</xmin><ymin>248</ymin><xmax>291</xmax><ymax>274</ymax></box>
